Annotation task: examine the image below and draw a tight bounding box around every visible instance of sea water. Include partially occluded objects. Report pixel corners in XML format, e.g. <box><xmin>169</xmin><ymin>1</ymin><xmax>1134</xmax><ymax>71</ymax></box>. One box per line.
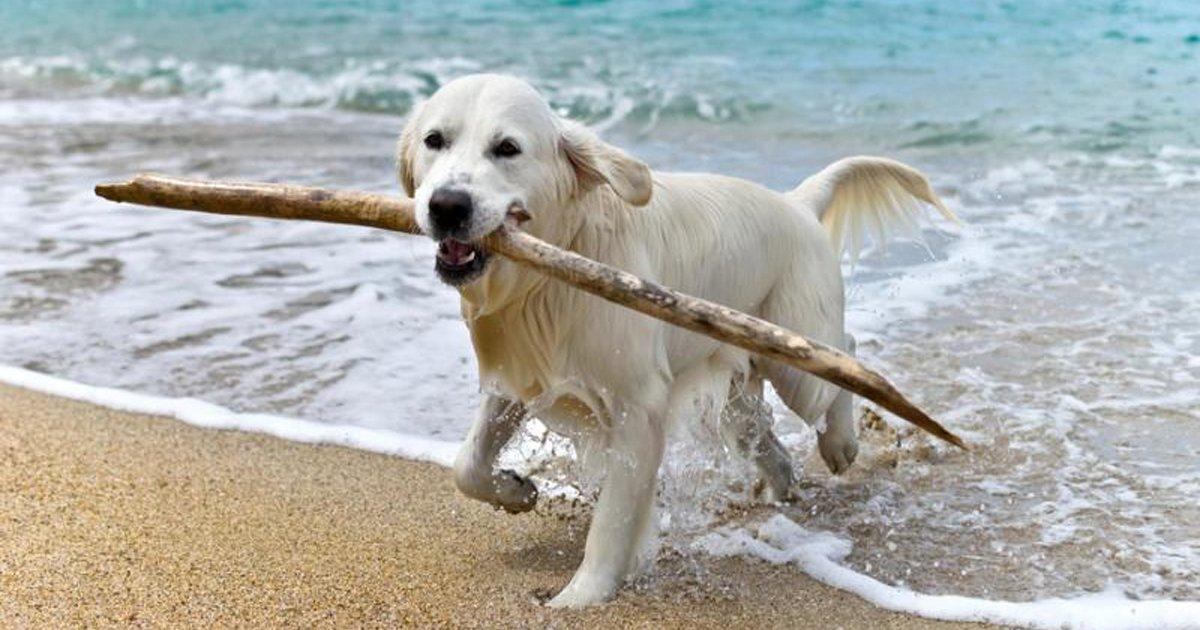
<box><xmin>1</xmin><ymin>1</ymin><xmax>1198</xmax><ymax>624</ymax></box>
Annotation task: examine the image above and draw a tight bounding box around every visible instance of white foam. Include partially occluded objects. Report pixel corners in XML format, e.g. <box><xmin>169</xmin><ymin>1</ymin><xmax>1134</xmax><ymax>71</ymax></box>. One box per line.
<box><xmin>697</xmin><ymin>514</ymin><xmax>1200</xmax><ymax>630</ymax></box>
<box><xmin>0</xmin><ymin>364</ymin><xmax>457</xmax><ymax>467</ymax></box>
<box><xmin>0</xmin><ymin>95</ymin><xmax>379</xmax><ymax>126</ymax></box>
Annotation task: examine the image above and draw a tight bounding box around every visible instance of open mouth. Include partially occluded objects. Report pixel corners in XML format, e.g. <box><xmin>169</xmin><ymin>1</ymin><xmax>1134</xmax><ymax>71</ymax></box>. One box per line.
<box><xmin>435</xmin><ymin>238</ymin><xmax>488</xmax><ymax>286</ymax></box>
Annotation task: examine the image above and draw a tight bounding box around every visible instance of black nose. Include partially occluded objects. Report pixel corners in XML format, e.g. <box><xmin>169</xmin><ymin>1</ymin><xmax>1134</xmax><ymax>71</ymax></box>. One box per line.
<box><xmin>428</xmin><ymin>188</ymin><xmax>473</xmax><ymax>234</ymax></box>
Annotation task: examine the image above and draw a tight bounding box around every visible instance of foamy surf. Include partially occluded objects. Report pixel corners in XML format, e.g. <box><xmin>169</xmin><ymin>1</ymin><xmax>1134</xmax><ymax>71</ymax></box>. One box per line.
<box><xmin>3</xmin><ymin>364</ymin><xmax>1197</xmax><ymax>629</ymax></box>
<box><xmin>697</xmin><ymin>514</ymin><xmax>1200</xmax><ymax>630</ymax></box>
<box><xmin>0</xmin><ymin>364</ymin><xmax>458</xmax><ymax>467</ymax></box>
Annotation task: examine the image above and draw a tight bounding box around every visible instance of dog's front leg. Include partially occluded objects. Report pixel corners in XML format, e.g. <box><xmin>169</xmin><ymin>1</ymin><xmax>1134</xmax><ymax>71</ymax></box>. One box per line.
<box><xmin>453</xmin><ymin>395</ymin><xmax>538</xmax><ymax>514</ymax></box>
<box><xmin>547</xmin><ymin>403</ymin><xmax>665</xmax><ymax>608</ymax></box>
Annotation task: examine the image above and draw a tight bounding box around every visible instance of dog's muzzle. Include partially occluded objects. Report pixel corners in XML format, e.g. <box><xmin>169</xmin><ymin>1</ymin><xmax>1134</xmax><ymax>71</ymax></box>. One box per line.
<box><xmin>424</xmin><ymin>187</ymin><xmax>528</xmax><ymax>287</ymax></box>
<box><xmin>426</xmin><ymin>187</ymin><xmax>488</xmax><ymax>285</ymax></box>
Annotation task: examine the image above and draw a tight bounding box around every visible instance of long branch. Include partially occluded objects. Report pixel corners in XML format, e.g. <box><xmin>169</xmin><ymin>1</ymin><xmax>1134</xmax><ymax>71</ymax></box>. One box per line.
<box><xmin>96</xmin><ymin>173</ymin><xmax>966</xmax><ymax>449</ymax></box>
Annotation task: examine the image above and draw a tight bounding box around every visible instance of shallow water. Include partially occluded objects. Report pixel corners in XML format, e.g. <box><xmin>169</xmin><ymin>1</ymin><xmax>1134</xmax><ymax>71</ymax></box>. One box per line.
<box><xmin>2</xmin><ymin>0</ymin><xmax>1198</xmax><ymax>610</ymax></box>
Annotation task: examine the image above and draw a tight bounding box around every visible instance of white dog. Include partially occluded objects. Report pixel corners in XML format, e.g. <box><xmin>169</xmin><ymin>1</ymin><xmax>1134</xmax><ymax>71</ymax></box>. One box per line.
<box><xmin>397</xmin><ymin>74</ymin><xmax>953</xmax><ymax>607</ymax></box>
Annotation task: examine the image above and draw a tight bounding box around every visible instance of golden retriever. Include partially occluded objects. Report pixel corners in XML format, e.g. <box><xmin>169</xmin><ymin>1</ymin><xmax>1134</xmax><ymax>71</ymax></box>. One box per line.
<box><xmin>397</xmin><ymin>73</ymin><xmax>952</xmax><ymax>607</ymax></box>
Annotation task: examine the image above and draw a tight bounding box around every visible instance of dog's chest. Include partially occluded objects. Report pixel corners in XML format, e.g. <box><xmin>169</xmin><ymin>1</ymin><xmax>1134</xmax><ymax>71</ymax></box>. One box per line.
<box><xmin>464</xmin><ymin>294</ymin><xmax>564</xmax><ymax>402</ymax></box>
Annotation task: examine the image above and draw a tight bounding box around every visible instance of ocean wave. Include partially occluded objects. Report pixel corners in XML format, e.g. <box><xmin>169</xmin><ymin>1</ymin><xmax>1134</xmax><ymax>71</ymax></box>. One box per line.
<box><xmin>0</xmin><ymin>54</ymin><xmax>766</xmax><ymax>126</ymax></box>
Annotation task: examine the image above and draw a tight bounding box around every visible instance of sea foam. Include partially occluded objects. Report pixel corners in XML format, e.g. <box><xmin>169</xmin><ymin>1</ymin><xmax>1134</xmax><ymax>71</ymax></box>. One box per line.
<box><xmin>698</xmin><ymin>514</ymin><xmax>1200</xmax><ymax>630</ymax></box>
<box><xmin>0</xmin><ymin>364</ymin><xmax>457</xmax><ymax>467</ymax></box>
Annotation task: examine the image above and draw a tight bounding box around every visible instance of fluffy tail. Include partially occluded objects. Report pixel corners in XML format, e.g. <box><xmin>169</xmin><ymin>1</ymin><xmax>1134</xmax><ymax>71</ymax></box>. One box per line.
<box><xmin>789</xmin><ymin>156</ymin><xmax>958</xmax><ymax>264</ymax></box>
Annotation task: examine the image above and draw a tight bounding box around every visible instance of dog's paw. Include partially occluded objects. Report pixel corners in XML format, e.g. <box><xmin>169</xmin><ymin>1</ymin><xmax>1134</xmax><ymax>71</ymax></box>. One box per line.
<box><xmin>756</xmin><ymin>460</ymin><xmax>796</xmax><ymax>503</ymax></box>
<box><xmin>759</xmin><ymin>476</ymin><xmax>795</xmax><ymax>504</ymax></box>
<box><xmin>495</xmin><ymin>469</ymin><xmax>538</xmax><ymax>514</ymax></box>
<box><xmin>545</xmin><ymin>572</ymin><xmax>618</xmax><ymax>609</ymax></box>
<box><xmin>818</xmin><ymin>429</ymin><xmax>858</xmax><ymax>475</ymax></box>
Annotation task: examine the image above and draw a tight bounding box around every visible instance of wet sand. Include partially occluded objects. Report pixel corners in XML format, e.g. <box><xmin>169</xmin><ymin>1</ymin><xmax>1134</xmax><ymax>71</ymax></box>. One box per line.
<box><xmin>0</xmin><ymin>382</ymin><xmax>991</xmax><ymax>628</ymax></box>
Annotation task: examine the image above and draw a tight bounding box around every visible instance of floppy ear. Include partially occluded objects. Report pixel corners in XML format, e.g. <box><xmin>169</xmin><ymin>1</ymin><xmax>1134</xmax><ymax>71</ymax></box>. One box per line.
<box><xmin>559</xmin><ymin>121</ymin><xmax>653</xmax><ymax>206</ymax></box>
<box><xmin>396</xmin><ymin>102</ymin><xmax>426</xmax><ymax>197</ymax></box>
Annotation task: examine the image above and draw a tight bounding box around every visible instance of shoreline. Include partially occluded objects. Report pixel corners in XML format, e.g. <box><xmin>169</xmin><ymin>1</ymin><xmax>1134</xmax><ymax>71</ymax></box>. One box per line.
<box><xmin>0</xmin><ymin>379</ymin><xmax>987</xmax><ymax>628</ymax></box>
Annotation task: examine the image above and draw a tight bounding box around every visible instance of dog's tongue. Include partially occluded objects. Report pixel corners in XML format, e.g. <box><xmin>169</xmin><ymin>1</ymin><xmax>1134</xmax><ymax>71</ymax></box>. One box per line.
<box><xmin>440</xmin><ymin>239</ymin><xmax>475</xmax><ymax>265</ymax></box>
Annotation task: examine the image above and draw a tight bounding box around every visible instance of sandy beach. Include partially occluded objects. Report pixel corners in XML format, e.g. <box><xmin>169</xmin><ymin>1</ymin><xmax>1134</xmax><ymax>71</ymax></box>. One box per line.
<box><xmin>0</xmin><ymin>381</ymin><xmax>995</xmax><ymax>628</ymax></box>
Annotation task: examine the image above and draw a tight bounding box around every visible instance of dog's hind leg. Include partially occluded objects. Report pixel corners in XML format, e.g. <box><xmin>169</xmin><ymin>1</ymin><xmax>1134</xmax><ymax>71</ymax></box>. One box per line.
<box><xmin>762</xmin><ymin>334</ymin><xmax>859</xmax><ymax>474</ymax></box>
<box><xmin>720</xmin><ymin>375</ymin><xmax>795</xmax><ymax>502</ymax></box>
<box><xmin>453</xmin><ymin>394</ymin><xmax>538</xmax><ymax>514</ymax></box>
<box><xmin>819</xmin><ymin>334</ymin><xmax>859</xmax><ymax>474</ymax></box>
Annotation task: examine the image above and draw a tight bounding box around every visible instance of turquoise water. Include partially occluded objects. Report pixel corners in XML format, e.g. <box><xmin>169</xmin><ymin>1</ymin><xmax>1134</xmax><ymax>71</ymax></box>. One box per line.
<box><xmin>2</xmin><ymin>0</ymin><xmax>1199</xmax><ymax>609</ymax></box>
<box><xmin>3</xmin><ymin>1</ymin><xmax>1198</xmax><ymax>152</ymax></box>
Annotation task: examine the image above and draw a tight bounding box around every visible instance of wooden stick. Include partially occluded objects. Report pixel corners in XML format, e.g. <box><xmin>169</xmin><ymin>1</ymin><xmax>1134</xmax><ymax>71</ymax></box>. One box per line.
<box><xmin>96</xmin><ymin>173</ymin><xmax>966</xmax><ymax>449</ymax></box>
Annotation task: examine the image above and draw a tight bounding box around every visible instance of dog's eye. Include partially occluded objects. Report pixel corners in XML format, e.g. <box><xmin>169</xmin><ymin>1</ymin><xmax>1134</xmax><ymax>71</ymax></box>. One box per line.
<box><xmin>424</xmin><ymin>131</ymin><xmax>446</xmax><ymax>151</ymax></box>
<box><xmin>492</xmin><ymin>138</ymin><xmax>521</xmax><ymax>159</ymax></box>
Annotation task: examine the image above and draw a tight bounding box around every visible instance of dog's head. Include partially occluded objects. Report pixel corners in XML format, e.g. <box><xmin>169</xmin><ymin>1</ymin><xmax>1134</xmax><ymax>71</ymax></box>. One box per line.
<box><xmin>398</xmin><ymin>74</ymin><xmax>652</xmax><ymax>286</ymax></box>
